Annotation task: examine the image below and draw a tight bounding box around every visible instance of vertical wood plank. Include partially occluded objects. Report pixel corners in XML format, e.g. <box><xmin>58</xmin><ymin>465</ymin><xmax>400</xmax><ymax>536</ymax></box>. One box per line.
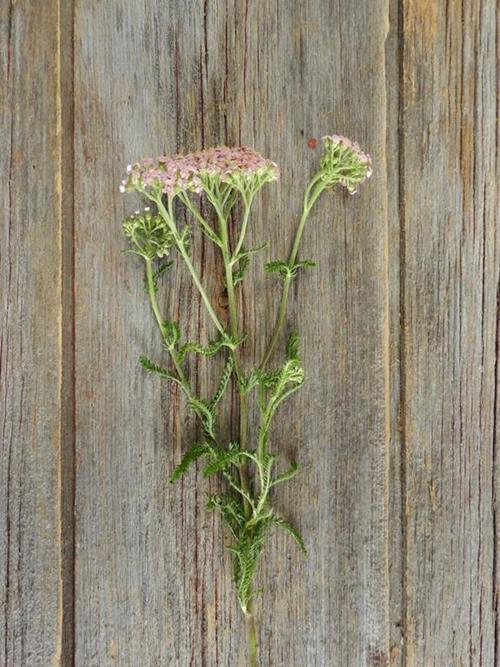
<box><xmin>0</xmin><ymin>1</ymin><xmax>71</xmax><ymax>664</ymax></box>
<box><xmin>74</xmin><ymin>1</ymin><xmax>391</xmax><ymax>665</ymax></box>
<box><xmin>239</xmin><ymin>3</ymin><xmax>392</xmax><ymax>666</ymax></box>
<box><xmin>401</xmin><ymin>1</ymin><xmax>499</xmax><ymax>664</ymax></box>
<box><xmin>386</xmin><ymin>0</ymin><xmax>405</xmax><ymax>664</ymax></box>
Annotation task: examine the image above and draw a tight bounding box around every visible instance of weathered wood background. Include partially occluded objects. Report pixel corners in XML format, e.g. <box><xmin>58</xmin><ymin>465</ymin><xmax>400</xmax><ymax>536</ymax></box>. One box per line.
<box><xmin>1</xmin><ymin>1</ymin><xmax>498</xmax><ymax>665</ymax></box>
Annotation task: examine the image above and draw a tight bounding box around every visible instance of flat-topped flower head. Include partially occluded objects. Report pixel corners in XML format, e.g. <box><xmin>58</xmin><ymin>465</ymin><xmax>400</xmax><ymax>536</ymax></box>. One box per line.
<box><xmin>320</xmin><ymin>134</ymin><xmax>372</xmax><ymax>194</ymax></box>
<box><xmin>120</xmin><ymin>146</ymin><xmax>279</xmax><ymax>199</ymax></box>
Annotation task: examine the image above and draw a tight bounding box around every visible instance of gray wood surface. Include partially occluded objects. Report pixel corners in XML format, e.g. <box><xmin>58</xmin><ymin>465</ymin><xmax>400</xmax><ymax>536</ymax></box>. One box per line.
<box><xmin>400</xmin><ymin>2</ymin><xmax>499</xmax><ymax>664</ymax></box>
<box><xmin>1</xmin><ymin>1</ymin><xmax>498</xmax><ymax>665</ymax></box>
<box><xmin>1</xmin><ymin>2</ymin><xmax>73</xmax><ymax>664</ymax></box>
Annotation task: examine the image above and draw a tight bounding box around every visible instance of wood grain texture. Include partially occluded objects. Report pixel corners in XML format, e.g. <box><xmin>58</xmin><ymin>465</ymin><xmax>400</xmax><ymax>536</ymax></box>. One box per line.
<box><xmin>401</xmin><ymin>0</ymin><xmax>499</xmax><ymax>664</ymax></box>
<box><xmin>73</xmin><ymin>1</ymin><xmax>391</xmax><ymax>665</ymax></box>
<box><xmin>0</xmin><ymin>1</ymin><xmax>73</xmax><ymax>664</ymax></box>
<box><xmin>1</xmin><ymin>0</ymin><xmax>499</xmax><ymax>665</ymax></box>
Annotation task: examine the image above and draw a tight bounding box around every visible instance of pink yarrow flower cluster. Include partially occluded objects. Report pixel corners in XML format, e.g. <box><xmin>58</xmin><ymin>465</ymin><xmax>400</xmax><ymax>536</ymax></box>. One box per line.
<box><xmin>321</xmin><ymin>134</ymin><xmax>373</xmax><ymax>193</ymax></box>
<box><xmin>120</xmin><ymin>146</ymin><xmax>279</xmax><ymax>197</ymax></box>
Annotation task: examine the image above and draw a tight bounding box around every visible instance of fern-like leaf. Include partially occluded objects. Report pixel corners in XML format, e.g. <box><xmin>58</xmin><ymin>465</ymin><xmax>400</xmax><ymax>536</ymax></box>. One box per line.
<box><xmin>293</xmin><ymin>259</ymin><xmax>316</xmax><ymax>272</ymax></box>
<box><xmin>260</xmin><ymin>453</ymin><xmax>278</xmax><ymax>491</ymax></box>
<box><xmin>233</xmin><ymin>254</ymin><xmax>249</xmax><ymax>286</ymax></box>
<box><xmin>269</xmin><ymin>515</ymin><xmax>307</xmax><ymax>553</ymax></box>
<box><xmin>265</xmin><ymin>258</ymin><xmax>315</xmax><ymax>281</ymax></box>
<box><xmin>189</xmin><ymin>398</ymin><xmax>216</xmax><ymax>437</ymax></box>
<box><xmin>229</xmin><ymin>522</ymin><xmax>268</xmax><ymax>614</ymax></box>
<box><xmin>139</xmin><ymin>355</ymin><xmax>180</xmax><ymax>384</ymax></box>
<box><xmin>178</xmin><ymin>336</ymin><xmax>226</xmax><ymax>363</ymax></box>
<box><xmin>206</xmin><ymin>493</ymin><xmax>245</xmax><ymax>536</ymax></box>
<box><xmin>209</xmin><ymin>355</ymin><xmax>234</xmax><ymax>410</ymax></box>
<box><xmin>286</xmin><ymin>330</ymin><xmax>300</xmax><ymax>360</ymax></box>
<box><xmin>153</xmin><ymin>259</ymin><xmax>174</xmax><ymax>283</ymax></box>
<box><xmin>170</xmin><ymin>442</ymin><xmax>210</xmax><ymax>482</ymax></box>
<box><xmin>271</xmin><ymin>461</ymin><xmax>299</xmax><ymax>486</ymax></box>
<box><xmin>203</xmin><ymin>443</ymin><xmax>242</xmax><ymax>477</ymax></box>
<box><xmin>265</xmin><ymin>260</ymin><xmax>292</xmax><ymax>280</ymax></box>
<box><xmin>239</xmin><ymin>368</ymin><xmax>260</xmax><ymax>395</ymax></box>
<box><xmin>162</xmin><ymin>321</ymin><xmax>180</xmax><ymax>349</ymax></box>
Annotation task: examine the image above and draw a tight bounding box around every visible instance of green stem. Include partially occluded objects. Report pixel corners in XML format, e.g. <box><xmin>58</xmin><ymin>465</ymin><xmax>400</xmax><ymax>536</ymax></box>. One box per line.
<box><xmin>178</xmin><ymin>192</ymin><xmax>222</xmax><ymax>247</ymax></box>
<box><xmin>217</xmin><ymin>204</ymin><xmax>258</xmax><ymax>666</ymax></box>
<box><xmin>155</xmin><ymin>196</ymin><xmax>226</xmax><ymax>336</ymax></box>
<box><xmin>259</xmin><ymin>177</ymin><xmax>325</xmax><ymax>369</ymax></box>
<box><xmin>232</xmin><ymin>196</ymin><xmax>253</xmax><ymax>262</ymax></box>
<box><xmin>246</xmin><ymin>612</ymin><xmax>258</xmax><ymax>667</ymax></box>
<box><xmin>217</xmin><ymin>208</ymin><xmax>253</xmax><ymax>519</ymax></box>
<box><xmin>145</xmin><ymin>258</ymin><xmax>188</xmax><ymax>386</ymax></box>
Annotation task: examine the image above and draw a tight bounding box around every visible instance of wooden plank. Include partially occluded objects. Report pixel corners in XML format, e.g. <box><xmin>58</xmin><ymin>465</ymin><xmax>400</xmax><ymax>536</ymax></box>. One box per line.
<box><xmin>241</xmin><ymin>4</ymin><xmax>392</xmax><ymax>666</ymax></box>
<box><xmin>401</xmin><ymin>1</ymin><xmax>499</xmax><ymax>664</ymax></box>
<box><xmin>386</xmin><ymin>0</ymin><xmax>405</xmax><ymax>664</ymax></box>
<box><xmin>0</xmin><ymin>1</ymin><xmax>73</xmax><ymax>664</ymax></box>
<box><xmin>73</xmin><ymin>0</ymin><xmax>391</xmax><ymax>664</ymax></box>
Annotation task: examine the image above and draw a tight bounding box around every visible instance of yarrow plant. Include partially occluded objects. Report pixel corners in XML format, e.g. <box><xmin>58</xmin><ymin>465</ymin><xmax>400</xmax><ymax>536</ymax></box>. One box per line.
<box><xmin>120</xmin><ymin>136</ymin><xmax>371</xmax><ymax>666</ymax></box>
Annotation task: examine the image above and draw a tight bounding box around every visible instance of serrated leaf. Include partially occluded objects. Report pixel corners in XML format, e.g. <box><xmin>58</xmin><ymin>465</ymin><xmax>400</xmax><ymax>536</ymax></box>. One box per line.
<box><xmin>265</xmin><ymin>258</ymin><xmax>315</xmax><ymax>281</ymax></box>
<box><xmin>264</xmin><ymin>260</ymin><xmax>292</xmax><ymax>280</ymax></box>
<box><xmin>239</xmin><ymin>368</ymin><xmax>260</xmax><ymax>395</ymax></box>
<box><xmin>203</xmin><ymin>443</ymin><xmax>242</xmax><ymax>477</ymax></box>
<box><xmin>139</xmin><ymin>355</ymin><xmax>180</xmax><ymax>384</ymax></box>
<box><xmin>153</xmin><ymin>259</ymin><xmax>174</xmax><ymax>283</ymax></box>
<box><xmin>271</xmin><ymin>461</ymin><xmax>299</xmax><ymax>486</ymax></box>
<box><xmin>257</xmin><ymin>368</ymin><xmax>281</xmax><ymax>389</ymax></box>
<box><xmin>206</xmin><ymin>493</ymin><xmax>245</xmax><ymax>536</ymax></box>
<box><xmin>209</xmin><ymin>355</ymin><xmax>234</xmax><ymax>410</ymax></box>
<box><xmin>233</xmin><ymin>254</ymin><xmax>249</xmax><ymax>286</ymax></box>
<box><xmin>170</xmin><ymin>442</ymin><xmax>210</xmax><ymax>482</ymax></box>
<box><xmin>229</xmin><ymin>522</ymin><xmax>269</xmax><ymax>614</ymax></box>
<box><xmin>260</xmin><ymin>452</ymin><xmax>278</xmax><ymax>490</ymax></box>
<box><xmin>163</xmin><ymin>321</ymin><xmax>180</xmax><ymax>349</ymax></box>
<box><xmin>286</xmin><ymin>330</ymin><xmax>300</xmax><ymax>360</ymax></box>
<box><xmin>270</xmin><ymin>515</ymin><xmax>307</xmax><ymax>553</ymax></box>
<box><xmin>293</xmin><ymin>259</ymin><xmax>316</xmax><ymax>270</ymax></box>
<box><xmin>189</xmin><ymin>398</ymin><xmax>215</xmax><ymax>437</ymax></box>
<box><xmin>178</xmin><ymin>335</ymin><xmax>226</xmax><ymax>363</ymax></box>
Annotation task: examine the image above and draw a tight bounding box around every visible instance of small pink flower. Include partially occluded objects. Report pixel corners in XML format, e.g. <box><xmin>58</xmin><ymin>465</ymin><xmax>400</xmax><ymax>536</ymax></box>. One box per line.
<box><xmin>321</xmin><ymin>134</ymin><xmax>372</xmax><ymax>193</ymax></box>
<box><xmin>121</xmin><ymin>146</ymin><xmax>279</xmax><ymax>197</ymax></box>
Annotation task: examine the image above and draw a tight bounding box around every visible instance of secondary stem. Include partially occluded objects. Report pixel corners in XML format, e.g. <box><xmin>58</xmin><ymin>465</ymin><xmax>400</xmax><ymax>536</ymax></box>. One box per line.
<box><xmin>232</xmin><ymin>196</ymin><xmax>253</xmax><ymax>261</ymax></box>
<box><xmin>145</xmin><ymin>258</ymin><xmax>188</xmax><ymax>386</ymax></box>
<box><xmin>259</xmin><ymin>177</ymin><xmax>325</xmax><ymax>369</ymax></box>
<box><xmin>155</xmin><ymin>196</ymin><xmax>226</xmax><ymax>337</ymax></box>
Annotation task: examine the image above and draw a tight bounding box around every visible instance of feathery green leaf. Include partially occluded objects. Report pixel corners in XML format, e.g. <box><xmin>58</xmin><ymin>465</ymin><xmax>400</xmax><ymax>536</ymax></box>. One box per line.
<box><xmin>271</xmin><ymin>461</ymin><xmax>299</xmax><ymax>486</ymax></box>
<box><xmin>209</xmin><ymin>355</ymin><xmax>234</xmax><ymax>410</ymax></box>
<box><xmin>170</xmin><ymin>442</ymin><xmax>210</xmax><ymax>482</ymax></box>
<box><xmin>188</xmin><ymin>398</ymin><xmax>216</xmax><ymax>437</ymax></box>
<box><xmin>139</xmin><ymin>355</ymin><xmax>180</xmax><ymax>384</ymax></box>
<box><xmin>203</xmin><ymin>443</ymin><xmax>242</xmax><ymax>477</ymax></box>
<box><xmin>269</xmin><ymin>515</ymin><xmax>307</xmax><ymax>553</ymax></box>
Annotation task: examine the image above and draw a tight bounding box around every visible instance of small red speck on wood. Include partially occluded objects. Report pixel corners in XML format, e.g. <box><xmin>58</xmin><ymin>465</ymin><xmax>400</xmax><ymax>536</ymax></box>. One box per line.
<box><xmin>307</xmin><ymin>138</ymin><xmax>317</xmax><ymax>149</ymax></box>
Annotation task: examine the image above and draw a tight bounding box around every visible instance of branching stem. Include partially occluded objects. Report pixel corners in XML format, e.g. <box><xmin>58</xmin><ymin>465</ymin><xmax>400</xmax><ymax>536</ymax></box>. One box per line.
<box><xmin>155</xmin><ymin>196</ymin><xmax>226</xmax><ymax>336</ymax></box>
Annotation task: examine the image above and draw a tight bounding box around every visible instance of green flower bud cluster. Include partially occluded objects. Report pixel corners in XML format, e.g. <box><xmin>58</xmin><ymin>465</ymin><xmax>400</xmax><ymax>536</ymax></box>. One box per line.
<box><xmin>122</xmin><ymin>207</ymin><xmax>174</xmax><ymax>259</ymax></box>
<box><xmin>320</xmin><ymin>134</ymin><xmax>373</xmax><ymax>194</ymax></box>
